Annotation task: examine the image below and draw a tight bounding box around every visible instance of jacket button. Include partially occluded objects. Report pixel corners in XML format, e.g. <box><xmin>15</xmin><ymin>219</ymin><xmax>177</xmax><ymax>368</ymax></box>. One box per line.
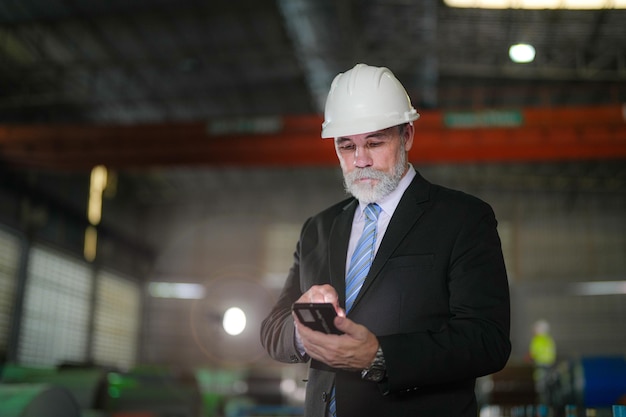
<box><xmin>322</xmin><ymin>392</ymin><xmax>328</xmax><ymax>402</ymax></box>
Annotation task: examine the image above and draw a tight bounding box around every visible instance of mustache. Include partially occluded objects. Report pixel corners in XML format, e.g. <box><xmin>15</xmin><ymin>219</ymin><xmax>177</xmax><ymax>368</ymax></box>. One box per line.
<box><xmin>345</xmin><ymin>168</ymin><xmax>387</xmax><ymax>182</ymax></box>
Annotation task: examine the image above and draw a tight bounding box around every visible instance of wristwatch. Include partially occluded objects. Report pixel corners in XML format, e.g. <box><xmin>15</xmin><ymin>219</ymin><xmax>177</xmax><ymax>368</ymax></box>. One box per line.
<box><xmin>361</xmin><ymin>345</ymin><xmax>386</xmax><ymax>382</ymax></box>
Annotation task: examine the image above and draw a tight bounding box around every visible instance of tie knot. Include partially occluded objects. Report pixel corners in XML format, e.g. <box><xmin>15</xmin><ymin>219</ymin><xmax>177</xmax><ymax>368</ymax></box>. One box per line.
<box><xmin>364</xmin><ymin>203</ymin><xmax>381</xmax><ymax>222</ymax></box>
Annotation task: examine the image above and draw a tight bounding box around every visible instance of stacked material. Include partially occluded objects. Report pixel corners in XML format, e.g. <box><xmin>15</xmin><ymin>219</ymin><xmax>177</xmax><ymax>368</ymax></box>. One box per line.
<box><xmin>0</xmin><ymin>384</ymin><xmax>81</xmax><ymax>417</ymax></box>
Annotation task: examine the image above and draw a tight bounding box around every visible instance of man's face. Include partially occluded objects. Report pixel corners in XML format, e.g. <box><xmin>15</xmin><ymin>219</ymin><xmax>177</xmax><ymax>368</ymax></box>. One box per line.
<box><xmin>334</xmin><ymin>124</ymin><xmax>414</xmax><ymax>204</ymax></box>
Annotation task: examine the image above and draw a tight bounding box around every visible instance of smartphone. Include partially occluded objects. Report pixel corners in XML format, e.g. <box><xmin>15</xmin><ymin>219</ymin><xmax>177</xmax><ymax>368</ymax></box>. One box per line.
<box><xmin>292</xmin><ymin>302</ymin><xmax>343</xmax><ymax>335</ymax></box>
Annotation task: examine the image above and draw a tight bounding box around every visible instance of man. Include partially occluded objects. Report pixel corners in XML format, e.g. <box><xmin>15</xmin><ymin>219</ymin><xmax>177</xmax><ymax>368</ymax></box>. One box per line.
<box><xmin>261</xmin><ymin>63</ymin><xmax>511</xmax><ymax>417</ymax></box>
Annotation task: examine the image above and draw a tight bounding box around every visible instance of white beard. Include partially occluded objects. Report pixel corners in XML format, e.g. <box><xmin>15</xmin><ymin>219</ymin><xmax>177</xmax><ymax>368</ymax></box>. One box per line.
<box><xmin>343</xmin><ymin>150</ymin><xmax>406</xmax><ymax>204</ymax></box>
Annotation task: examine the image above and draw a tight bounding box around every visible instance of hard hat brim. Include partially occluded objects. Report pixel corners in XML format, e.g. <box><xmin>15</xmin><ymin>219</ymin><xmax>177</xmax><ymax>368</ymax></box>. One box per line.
<box><xmin>321</xmin><ymin>111</ymin><xmax>420</xmax><ymax>139</ymax></box>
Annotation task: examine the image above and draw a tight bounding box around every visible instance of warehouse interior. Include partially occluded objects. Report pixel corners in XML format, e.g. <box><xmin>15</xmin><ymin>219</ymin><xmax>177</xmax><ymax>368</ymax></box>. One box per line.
<box><xmin>1</xmin><ymin>0</ymin><xmax>625</xmax><ymax>416</ymax></box>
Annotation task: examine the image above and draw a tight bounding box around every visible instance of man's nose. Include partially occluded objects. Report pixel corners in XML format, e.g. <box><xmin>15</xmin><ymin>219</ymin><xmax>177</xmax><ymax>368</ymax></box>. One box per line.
<box><xmin>354</xmin><ymin>146</ymin><xmax>373</xmax><ymax>168</ymax></box>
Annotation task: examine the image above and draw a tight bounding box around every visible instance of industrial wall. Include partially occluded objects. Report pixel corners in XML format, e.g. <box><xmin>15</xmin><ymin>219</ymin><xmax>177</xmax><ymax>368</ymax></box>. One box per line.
<box><xmin>1</xmin><ymin>160</ymin><xmax>624</xmax><ymax>376</ymax></box>
<box><xmin>105</xmin><ymin>162</ymin><xmax>626</xmax><ymax>370</ymax></box>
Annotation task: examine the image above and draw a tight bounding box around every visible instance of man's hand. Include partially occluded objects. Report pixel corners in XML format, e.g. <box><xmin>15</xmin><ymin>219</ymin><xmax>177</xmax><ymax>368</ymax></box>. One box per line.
<box><xmin>292</xmin><ymin>284</ymin><xmax>378</xmax><ymax>370</ymax></box>
<box><xmin>294</xmin><ymin>312</ymin><xmax>379</xmax><ymax>370</ymax></box>
<box><xmin>295</xmin><ymin>284</ymin><xmax>345</xmax><ymax>317</ymax></box>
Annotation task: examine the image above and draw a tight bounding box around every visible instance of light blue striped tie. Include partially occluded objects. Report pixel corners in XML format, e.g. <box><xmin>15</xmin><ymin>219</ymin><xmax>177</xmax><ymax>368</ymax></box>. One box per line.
<box><xmin>328</xmin><ymin>203</ymin><xmax>381</xmax><ymax>417</ymax></box>
<box><xmin>345</xmin><ymin>203</ymin><xmax>381</xmax><ymax>313</ymax></box>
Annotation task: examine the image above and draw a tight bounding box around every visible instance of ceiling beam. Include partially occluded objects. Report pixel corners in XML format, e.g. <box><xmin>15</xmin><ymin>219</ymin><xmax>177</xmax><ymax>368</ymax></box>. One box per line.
<box><xmin>1</xmin><ymin>105</ymin><xmax>625</xmax><ymax>172</ymax></box>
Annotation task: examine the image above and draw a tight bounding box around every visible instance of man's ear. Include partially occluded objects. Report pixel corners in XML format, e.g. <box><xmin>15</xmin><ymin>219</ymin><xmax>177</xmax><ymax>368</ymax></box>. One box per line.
<box><xmin>404</xmin><ymin>123</ymin><xmax>415</xmax><ymax>152</ymax></box>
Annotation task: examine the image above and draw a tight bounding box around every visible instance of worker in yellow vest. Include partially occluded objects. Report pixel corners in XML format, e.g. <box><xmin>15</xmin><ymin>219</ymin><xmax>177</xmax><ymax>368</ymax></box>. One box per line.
<box><xmin>529</xmin><ymin>319</ymin><xmax>556</xmax><ymax>404</ymax></box>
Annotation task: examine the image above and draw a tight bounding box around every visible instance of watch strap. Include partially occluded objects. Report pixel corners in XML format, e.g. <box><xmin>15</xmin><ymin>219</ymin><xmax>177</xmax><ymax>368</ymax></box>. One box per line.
<box><xmin>361</xmin><ymin>345</ymin><xmax>386</xmax><ymax>382</ymax></box>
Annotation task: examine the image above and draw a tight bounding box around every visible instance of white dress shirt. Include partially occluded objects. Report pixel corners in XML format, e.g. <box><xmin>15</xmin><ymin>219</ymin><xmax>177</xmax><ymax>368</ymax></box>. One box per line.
<box><xmin>346</xmin><ymin>164</ymin><xmax>416</xmax><ymax>276</ymax></box>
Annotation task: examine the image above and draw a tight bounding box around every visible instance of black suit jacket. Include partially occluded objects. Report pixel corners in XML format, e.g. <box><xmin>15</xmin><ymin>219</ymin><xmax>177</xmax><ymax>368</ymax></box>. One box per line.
<box><xmin>261</xmin><ymin>172</ymin><xmax>511</xmax><ymax>417</ymax></box>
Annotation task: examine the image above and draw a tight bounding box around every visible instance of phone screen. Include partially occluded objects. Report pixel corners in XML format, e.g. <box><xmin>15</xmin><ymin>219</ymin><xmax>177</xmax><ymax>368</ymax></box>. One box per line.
<box><xmin>292</xmin><ymin>302</ymin><xmax>342</xmax><ymax>335</ymax></box>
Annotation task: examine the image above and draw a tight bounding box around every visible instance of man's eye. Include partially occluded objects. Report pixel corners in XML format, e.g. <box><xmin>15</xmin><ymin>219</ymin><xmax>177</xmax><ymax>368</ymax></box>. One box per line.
<box><xmin>367</xmin><ymin>141</ymin><xmax>383</xmax><ymax>148</ymax></box>
<box><xmin>339</xmin><ymin>144</ymin><xmax>355</xmax><ymax>151</ymax></box>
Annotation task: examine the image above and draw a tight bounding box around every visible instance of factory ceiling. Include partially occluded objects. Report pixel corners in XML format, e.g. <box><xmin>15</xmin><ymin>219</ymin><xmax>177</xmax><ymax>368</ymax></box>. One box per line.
<box><xmin>0</xmin><ymin>0</ymin><xmax>625</xmax><ymax>188</ymax></box>
<box><xmin>1</xmin><ymin>0</ymin><xmax>625</xmax><ymax>124</ymax></box>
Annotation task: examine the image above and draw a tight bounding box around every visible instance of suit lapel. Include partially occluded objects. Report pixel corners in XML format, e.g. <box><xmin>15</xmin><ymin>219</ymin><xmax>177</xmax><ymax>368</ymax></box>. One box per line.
<box><xmin>328</xmin><ymin>199</ymin><xmax>358</xmax><ymax>308</ymax></box>
<box><xmin>350</xmin><ymin>174</ymin><xmax>431</xmax><ymax>311</ymax></box>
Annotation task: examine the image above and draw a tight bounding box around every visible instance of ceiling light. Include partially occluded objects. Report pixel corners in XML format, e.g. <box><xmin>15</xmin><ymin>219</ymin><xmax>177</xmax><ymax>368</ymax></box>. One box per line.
<box><xmin>570</xmin><ymin>281</ymin><xmax>626</xmax><ymax>296</ymax></box>
<box><xmin>223</xmin><ymin>307</ymin><xmax>246</xmax><ymax>336</ymax></box>
<box><xmin>88</xmin><ymin>165</ymin><xmax>107</xmax><ymax>226</ymax></box>
<box><xmin>148</xmin><ymin>282</ymin><xmax>206</xmax><ymax>299</ymax></box>
<box><xmin>509</xmin><ymin>43</ymin><xmax>536</xmax><ymax>63</ymax></box>
<box><xmin>444</xmin><ymin>0</ymin><xmax>626</xmax><ymax>8</ymax></box>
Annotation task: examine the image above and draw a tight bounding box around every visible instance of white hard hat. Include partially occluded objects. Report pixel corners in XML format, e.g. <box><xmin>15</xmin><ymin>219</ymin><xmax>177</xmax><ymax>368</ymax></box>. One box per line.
<box><xmin>321</xmin><ymin>63</ymin><xmax>420</xmax><ymax>138</ymax></box>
